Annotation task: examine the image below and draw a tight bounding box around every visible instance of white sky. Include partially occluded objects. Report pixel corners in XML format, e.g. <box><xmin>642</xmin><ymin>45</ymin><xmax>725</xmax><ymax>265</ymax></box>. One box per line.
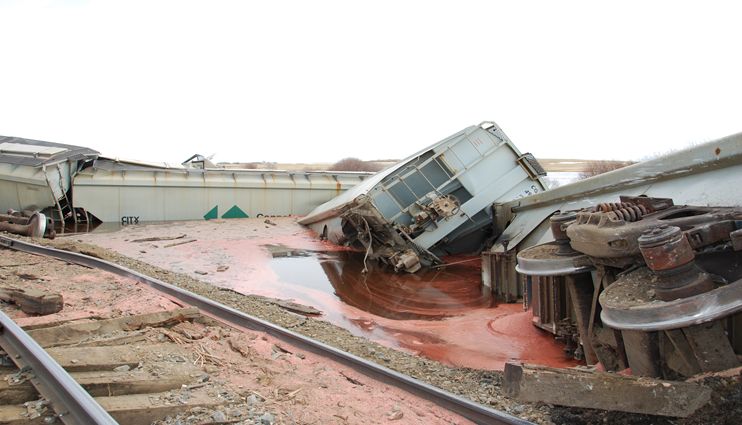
<box><xmin>1</xmin><ymin>1</ymin><xmax>740</xmax><ymax>164</ymax></box>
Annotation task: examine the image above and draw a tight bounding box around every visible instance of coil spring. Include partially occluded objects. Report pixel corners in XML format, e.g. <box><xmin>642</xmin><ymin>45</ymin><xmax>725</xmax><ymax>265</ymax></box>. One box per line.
<box><xmin>595</xmin><ymin>202</ymin><xmax>648</xmax><ymax>222</ymax></box>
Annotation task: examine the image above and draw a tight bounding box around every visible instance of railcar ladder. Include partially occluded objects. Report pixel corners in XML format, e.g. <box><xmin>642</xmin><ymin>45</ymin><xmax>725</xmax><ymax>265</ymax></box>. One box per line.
<box><xmin>43</xmin><ymin>163</ymin><xmax>77</xmax><ymax>226</ymax></box>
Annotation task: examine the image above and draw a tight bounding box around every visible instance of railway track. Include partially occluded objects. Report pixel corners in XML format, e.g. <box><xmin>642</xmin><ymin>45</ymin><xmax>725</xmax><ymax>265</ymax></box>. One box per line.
<box><xmin>0</xmin><ymin>235</ymin><xmax>531</xmax><ymax>425</ymax></box>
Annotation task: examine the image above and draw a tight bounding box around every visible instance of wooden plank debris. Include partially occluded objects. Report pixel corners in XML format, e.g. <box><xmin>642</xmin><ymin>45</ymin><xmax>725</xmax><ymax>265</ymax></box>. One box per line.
<box><xmin>0</xmin><ymin>390</ymin><xmax>228</xmax><ymax>425</ymax></box>
<box><xmin>0</xmin><ymin>369</ymin><xmax>195</xmax><ymax>404</ymax></box>
<box><xmin>163</xmin><ymin>239</ymin><xmax>197</xmax><ymax>248</ymax></box>
<box><xmin>46</xmin><ymin>344</ymin><xmax>189</xmax><ymax>372</ymax></box>
<box><xmin>503</xmin><ymin>362</ymin><xmax>712</xmax><ymax>417</ymax></box>
<box><xmin>27</xmin><ymin>307</ymin><xmax>200</xmax><ymax>347</ymax></box>
<box><xmin>130</xmin><ymin>234</ymin><xmax>186</xmax><ymax>243</ymax></box>
<box><xmin>0</xmin><ymin>287</ymin><xmax>63</xmax><ymax>315</ymax></box>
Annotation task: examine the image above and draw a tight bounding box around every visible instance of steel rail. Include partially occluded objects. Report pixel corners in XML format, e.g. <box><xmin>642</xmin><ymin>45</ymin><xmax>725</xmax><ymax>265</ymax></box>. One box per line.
<box><xmin>0</xmin><ymin>309</ymin><xmax>118</xmax><ymax>425</ymax></box>
<box><xmin>0</xmin><ymin>235</ymin><xmax>531</xmax><ymax>425</ymax></box>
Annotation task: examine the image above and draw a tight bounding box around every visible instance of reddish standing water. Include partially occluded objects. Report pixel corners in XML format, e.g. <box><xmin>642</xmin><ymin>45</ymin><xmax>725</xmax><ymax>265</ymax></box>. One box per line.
<box><xmin>267</xmin><ymin>250</ymin><xmax>577</xmax><ymax>370</ymax></box>
<box><xmin>79</xmin><ymin>219</ymin><xmax>578</xmax><ymax>370</ymax></box>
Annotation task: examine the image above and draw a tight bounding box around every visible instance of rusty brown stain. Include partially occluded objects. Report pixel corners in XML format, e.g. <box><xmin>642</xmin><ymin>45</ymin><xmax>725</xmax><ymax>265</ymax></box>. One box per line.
<box><xmin>715</xmin><ymin>147</ymin><xmax>722</xmax><ymax>156</ymax></box>
<box><xmin>335</xmin><ymin>181</ymin><xmax>342</xmax><ymax>195</ymax></box>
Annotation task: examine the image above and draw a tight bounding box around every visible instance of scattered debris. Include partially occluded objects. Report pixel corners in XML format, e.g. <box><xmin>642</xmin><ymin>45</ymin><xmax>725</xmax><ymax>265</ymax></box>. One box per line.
<box><xmin>227</xmin><ymin>337</ymin><xmax>251</xmax><ymax>358</ymax></box>
<box><xmin>26</xmin><ymin>307</ymin><xmax>201</xmax><ymax>347</ymax></box>
<box><xmin>0</xmin><ymin>286</ymin><xmax>63</xmax><ymax>315</ymax></box>
<box><xmin>0</xmin><ymin>262</ymin><xmax>41</xmax><ymax>268</ymax></box>
<box><xmin>388</xmin><ymin>408</ymin><xmax>404</xmax><ymax>421</ymax></box>
<box><xmin>249</xmin><ymin>294</ymin><xmax>322</xmax><ymax>316</ymax></box>
<box><xmin>339</xmin><ymin>371</ymin><xmax>364</xmax><ymax>386</ymax></box>
<box><xmin>131</xmin><ymin>234</ymin><xmax>187</xmax><ymax>243</ymax></box>
<box><xmin>171</xmin><ymin>321</ymin><xmax>207</xmax><ymax>340</ymax></box>
<box><xmin>271</xmin><ymin>344</ymin><xmax>292</xmax><ymax>355</ymax></box>
<box><xmin>504</xmin><ymin>362</ymin><xmax>712</xmax><ymax>417</ymax></box>
<box><xmin>272</xmin><ymin>300</ymin><xmax>322</xmax><ymax>316</ymax></box>
<box><xmin>164</xmin><ymin>239</ymin><xmax>197</xmax><ymax>248</ymax></box>
<box><xmin>21</xmin><ymin>399</ymin><xmax>50</xmax><ymax>420</ymax></box>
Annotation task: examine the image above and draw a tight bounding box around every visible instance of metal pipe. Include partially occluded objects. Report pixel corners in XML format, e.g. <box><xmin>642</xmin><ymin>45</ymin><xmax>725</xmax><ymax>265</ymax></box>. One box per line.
<box><xmin>0</xmin><ymin>213</ymin><xmax>48</xmax><ymax>238</ymax></box>
<box><xmin>0</xmin><ymin>213</ymin><xmax>31</xmax><ymax>225</ymax></box>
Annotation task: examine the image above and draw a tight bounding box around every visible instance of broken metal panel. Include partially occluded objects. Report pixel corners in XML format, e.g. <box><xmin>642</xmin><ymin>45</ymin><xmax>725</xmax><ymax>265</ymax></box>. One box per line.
<box><xmin>73</xmin><ymin>158</ymin><xmax>371</xmax><ymax>222</ymax></box>
<box><xmin>490</xmin><ymin>132</ymin><xmax>742</xmax><ymax>255</ymax></box>
<box><xmin>0</xmin><ymin>137</ymin><xmax>99</xmax><ymax>168</ymax></box>
<box><xmin>485</xmin><ymin>133</ymin><xmax>742</xmax><ymax>297</ymax></box>
<box><xmin>0</xmin><ymin>136</ymin><xmax>99</xmax><ymax>215</ymax></box>
<box><xmin>300</xmin><ymin>122</ymin><xmax>548</xmax><ymax>272</ymax></box>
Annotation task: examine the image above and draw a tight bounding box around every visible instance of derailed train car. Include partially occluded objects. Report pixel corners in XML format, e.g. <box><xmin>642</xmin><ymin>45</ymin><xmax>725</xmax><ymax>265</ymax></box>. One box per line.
<box><xmin>493</xmin><ymin>132</ymin><xmax>742</xmax><ymax>379</ymax></box>
<box><xmin>299</xmin><ymin>122</ymin><xmax>549</xmax><ymax>273</ymax></box>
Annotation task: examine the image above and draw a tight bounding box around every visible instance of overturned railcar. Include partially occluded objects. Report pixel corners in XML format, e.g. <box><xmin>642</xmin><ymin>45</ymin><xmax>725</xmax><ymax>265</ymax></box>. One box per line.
<box><xmin>299</xmin><ymin>122</ymin><xmax>548</xmax><ymax>272</ymax></box>
<box><xmin>73</xmin><ymin>158</ymin><xmax>371</xmax><ymax>224</ymax></box>
<box><xmin>0</xmin><ymin>136</ymin><xmax>99</xmax><ymax>225</ymax></box>
<box><xmin>490</xmin><ymin>132</ymin><xmax>742</xmax><ymax>379</ymax></box>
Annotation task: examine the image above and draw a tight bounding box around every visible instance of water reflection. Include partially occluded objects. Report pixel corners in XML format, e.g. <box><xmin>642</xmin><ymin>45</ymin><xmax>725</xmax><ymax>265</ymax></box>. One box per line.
<box><xmin>271</xmin><ymin>251</ymin><xmax>492</xmax><ymax>320</ymax></box>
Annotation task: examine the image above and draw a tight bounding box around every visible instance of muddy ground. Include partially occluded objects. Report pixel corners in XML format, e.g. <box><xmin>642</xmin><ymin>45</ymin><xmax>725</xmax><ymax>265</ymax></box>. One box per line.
<box><xmin>0</xmin><ymin>247</ymin><xmax>472</xmax><ymax>425</ymax></box>
<box><xmin>4</xmin><ymin>227</ymin><xmax>741</xmax><ymax>424</ymax></box>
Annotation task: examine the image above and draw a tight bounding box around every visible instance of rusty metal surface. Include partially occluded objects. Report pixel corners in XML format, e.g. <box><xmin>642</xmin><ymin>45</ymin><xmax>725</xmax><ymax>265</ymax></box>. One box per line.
<box><xmin>600</xmin><ymin>273</ymin><xmax>742</xmax><ymax>331</ymax></box>
<box><xmin>515</xmin><ymin>242</ymin><xmax>592</xmax><ymax>276</ymax></box>
<box><xmin>517</xmin><ymin>195</ymin><xmax>742</xmax><ymax>378</ymax></box>
<box><xmin>0</xmin><ymin>212</ymin><xmax>49</xmax><ymax>238</ymax></box>
<box><xmin>566</xmin><ymin>205</ymin><xmax>740</xmax><ymax>262</ymax></box>
<box><xmin>489</xmin><ymin>132</ymin><xmax>742</xmax><ymax>258</ymax></box>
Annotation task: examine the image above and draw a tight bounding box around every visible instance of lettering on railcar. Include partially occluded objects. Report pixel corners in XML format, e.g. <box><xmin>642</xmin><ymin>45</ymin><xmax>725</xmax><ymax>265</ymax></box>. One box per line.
<box><xmin>121</xmin><ymin>216</ymin><xmax>140</xmax><ymax>225</ymax></box>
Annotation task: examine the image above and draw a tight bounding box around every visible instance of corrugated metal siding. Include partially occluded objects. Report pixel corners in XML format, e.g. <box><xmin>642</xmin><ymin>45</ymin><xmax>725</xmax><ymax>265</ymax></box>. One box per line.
<box><xmin>73</xmin><ymin>164</ymin><xmax>370</xmax><ymax>222</ymax></box>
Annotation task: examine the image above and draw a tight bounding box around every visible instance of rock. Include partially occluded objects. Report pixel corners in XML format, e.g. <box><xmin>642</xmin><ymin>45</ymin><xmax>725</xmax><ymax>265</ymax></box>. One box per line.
<box><xmin>113</xmin><ymin>365</ymin><xmax>131</xmax><ymax>372</ymax></box>
<box><xmin>216</xmin><ymin>265</ymin><xmax>229</xmax><ymax>272</ymax></box>
<box><xmin>388</xmin><ymin>410</ymin><xmax>404</xmax><ymax>421</ymax></box>
<box><xmin>411</xmin><ymin>407</ymin><xmax>426</xmax><ymax>417</ymax></box>
<box><xmin>259</xmin><ymin>412</ymin><xmax>275</xmax><ymax>424</ymax></box>
<box><xmin>211</xmin><ymin>410</ymin><xmax>227</xmax><ymax>422</ymax></box>
<box><xmin>195</xmin><ymin>270</ymin><xmax>208</xmax><ymax>275</ymax></box>
<box><xmin>172</xmin><ymin>321</ymin><xmax>207</xmax><ymax>340</ymax></box>
<box><xmin>246</xmin><ymin>394</ymin><xmax>261</xmax><ymax>406</ymax></box>
<box><xmin>228</xmin><ymin>336</ymin><xmax>252</xmax><ymax>357</ymax></box>
<box><xmin>272</xmin><ymin>299</ymin><xmax>322</xmax><ymax>315</ymax></box>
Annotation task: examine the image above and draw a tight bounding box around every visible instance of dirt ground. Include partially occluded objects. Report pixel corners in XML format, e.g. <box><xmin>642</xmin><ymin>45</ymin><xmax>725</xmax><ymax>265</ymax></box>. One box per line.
<box><xmin>0</xmin><ymin>248</ymin><xmax>473</xmax><ymax>424</ymax></box>
<box><xmin>4</xmin><ymin>219</ymin><xmax>741</xmax><ymax>424</ymax></box>
<box><xmin>71</xmin><ymin>218</ymin><xmax>577</xmax><ymax>372</ymax></box>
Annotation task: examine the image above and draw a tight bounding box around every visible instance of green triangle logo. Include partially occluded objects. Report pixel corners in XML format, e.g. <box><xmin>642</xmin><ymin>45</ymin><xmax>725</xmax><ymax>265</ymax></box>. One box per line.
<box><xmin>222</xmin><ymin>205</ymin><xmax>249</xmax><ymax>219</ymax></box>
<box><xmin>203</xmin><ymin>206</ymin><xmax>218</xmax><ymax>220</ymax></box>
